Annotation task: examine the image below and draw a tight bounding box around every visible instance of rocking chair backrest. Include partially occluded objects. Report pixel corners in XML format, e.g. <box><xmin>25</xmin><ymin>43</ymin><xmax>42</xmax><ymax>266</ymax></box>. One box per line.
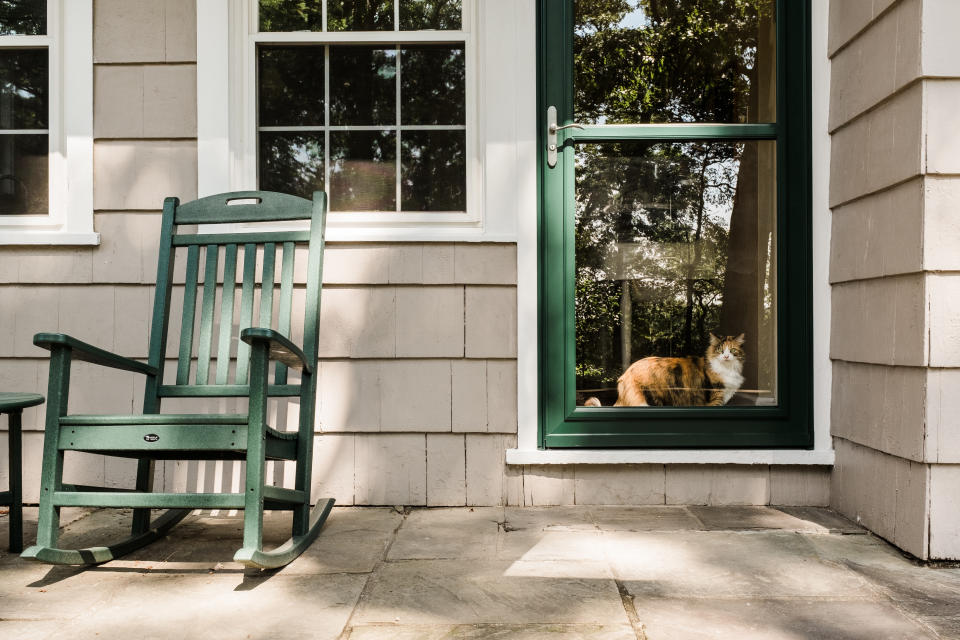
<box><xmin>144</xmin><ymin>191</ymin><xmax>327</xmax><ymax>411</ymax></box>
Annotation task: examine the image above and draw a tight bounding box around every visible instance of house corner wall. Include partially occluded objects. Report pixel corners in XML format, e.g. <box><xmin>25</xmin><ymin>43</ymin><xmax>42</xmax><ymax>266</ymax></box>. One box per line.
<box><xmin>828</xmin><ymin>0</ymin><xmax>960</xmax><ymax>560</ymax></box>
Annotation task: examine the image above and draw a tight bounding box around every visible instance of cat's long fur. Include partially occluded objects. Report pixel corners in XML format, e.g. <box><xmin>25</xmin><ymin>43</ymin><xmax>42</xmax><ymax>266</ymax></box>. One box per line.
<box><xmin>586</xmin><ymin>333</ymin><xmax>745</xmax><ymax>407</ymax></box>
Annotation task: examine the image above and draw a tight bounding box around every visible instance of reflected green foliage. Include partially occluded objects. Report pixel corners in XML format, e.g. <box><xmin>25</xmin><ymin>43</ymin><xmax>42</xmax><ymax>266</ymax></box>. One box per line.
<box><xmin>0</xmin><ymin>133</ymin><xmax>48</xmax><ymax>215</ymax></box>
<box><xmin>401</xmin><ymin>130</ymin><xmax>465</xmax><ymax>211</ymax></box>
<box><xmin>329</xmin><ymin>46</ymin><xmax>396</xmax><ymax>125</ymax></box>
<box><xmin>574</xmin><ymin>141</ymin><xmax>737</xmax><ymax>390</ymax></box>
<box><xmin>258</xmin><ymin>47</ymin><xmax>325</xmax><ymax>126</ymax></box>
<box><xmin>401</xmin><ymin>46</ymin><xmax>464</xmax><ymax>125</ymax></box>
<box><xmin>0</xmin><ymin>49</ymin><xmax>47</xmax><ymax>129</ymax></box>
<box><xmin>399</xmin><ymin>0</ymin><xmax>461</xmax><ymax>30</ymax></box>
<box><xmin>0</xmin><ymin>0</ymin><xmax>45</xmax><ymax>35</ymax></box>
<box><xmin>573</xmin><ymin>1</ymin><xmax>778</xmax><ymax>398</ymax></box>
<box><xmin>328</xmin><ymin>0</ymin><xmax>394</xmax><ymax>31</ymax></box>
<box><xmin>258</xmin><ymin>0</ymin><xmax>323</xmax><ymax>31</ymax></box>
<box><xmin>330</xmin><ymin>130</ymin><xmax>396</xmax><ymax>210</ymax></box>
<box><xmin>258</xmin><ymin>133</ymin><xmax>324</xmax><ymax>200</ymax></box>
<box><xmin>574</xmin><ymin>0</ymin><xmax>774</xmax><ymax>124</ymax></box>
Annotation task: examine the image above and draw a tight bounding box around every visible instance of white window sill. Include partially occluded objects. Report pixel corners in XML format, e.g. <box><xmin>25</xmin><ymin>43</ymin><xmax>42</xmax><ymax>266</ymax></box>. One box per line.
<box><xmin>505</xmin><ymin>448</ymin><xmax>835</xmax><ymax>466</ymax></box>
<box><xmin>0</xmin><ymin>231</ymin><xmax>100</xmax><ymax>246</ymax></box>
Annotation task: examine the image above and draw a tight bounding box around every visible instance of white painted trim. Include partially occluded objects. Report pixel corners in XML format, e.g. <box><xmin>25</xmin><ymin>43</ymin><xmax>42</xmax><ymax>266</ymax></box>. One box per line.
<box><xmin>195</xmin><ymin>0</ymin><xmax>515</xmax><ymax>242</ymax></box>
<box><xmin>505</xmin><ymin>448</ymin><xmax>836</xmax><ymax>466</ymax></box>
<box><xmin>810</xmin><ymin>0</ymin><xmax>833</xmax><ymax>460</ymax></box>
<box><xmin>513</xmin><ymin>1</ymin><xmax>834</xmax><ymax>464</ymax></box>
<box><xmin>0</xmin><ymin>0</ymin><xmax>96</xmax><ymax>246</ymax></box>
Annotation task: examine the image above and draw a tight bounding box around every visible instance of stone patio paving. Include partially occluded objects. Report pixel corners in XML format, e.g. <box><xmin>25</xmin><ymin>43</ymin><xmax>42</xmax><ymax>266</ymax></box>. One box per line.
<box><xmin>1</xmin><ymin>505</ymin><xmax>959</xmax><ymax>639</ymax></box>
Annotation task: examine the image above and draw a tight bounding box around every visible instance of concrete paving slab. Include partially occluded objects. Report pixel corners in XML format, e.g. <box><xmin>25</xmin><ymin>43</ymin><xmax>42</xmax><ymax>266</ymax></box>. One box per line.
<box><xmin>776</xmin><ymin>506</ymin><xmax>866</xmax><ymax>534</ymax></box>
<box><xmin>352</xmin><ymin>559</ymin><xmax>629</xmax><ymax>625</ymax></box>
<box><xmin>609</xmin><ymin>531</ymin><xmax>874</xmax><ymax>598</ymax></box>
<box><xmin>805</xmin><ymin>531</ymin><xmax>918</xmax><ymax>569</ymax></box>
<box><xmin>589</xmin><ymin>506</ymin><xmax>703</xmax><ymax>531</ymax></box>
<box><xmin>388</xmin><ymin>507</ymin><xmax>502</xmax><ymax>560</ymax></box>
<box><xmin>502</xmin><ymin>507</ymin><xmax>596</xmax><ymax>532</ymax></box>
<box><xmin>839</xmin><ymin>561</ymin><xmax>960</xmax><ymax>617</ymax></box>
<box><xmin>688</xmin><ymin>505</ymin><xmax>825</xmax><ymax>531</ymax></box>
<box><xmin>497</xmin><ymin>530</ymin><xmax>607</xmax><ymax>563</ymax></box>
<box><xmin>631</xmin><ymin>598</ymin><xmax>938</xmax><ymax>639</ymax></box>
<box><xmin>65</xmin><ymin>572</ymin><xmax>367</xmax><ymax>640</ymax></box>
<box><xmin>346</xmin><ymin>623</ymin><xmax>637</xmax><ymax>639</ymax></box>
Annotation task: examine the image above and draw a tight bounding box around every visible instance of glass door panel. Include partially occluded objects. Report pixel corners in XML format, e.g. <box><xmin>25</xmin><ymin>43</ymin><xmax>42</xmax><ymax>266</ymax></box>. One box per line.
<box><xmin>574</xmin><ymin>140</ymin><xmax>777</xmax><ymax>408</ymax></box>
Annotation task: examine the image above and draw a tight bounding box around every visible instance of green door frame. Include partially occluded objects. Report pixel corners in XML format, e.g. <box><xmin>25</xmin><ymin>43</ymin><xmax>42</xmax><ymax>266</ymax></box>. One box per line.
<box><xmin>537</xmin><ymin>0</ymin><xmax>813</xmax><ymax>449</ymax></box>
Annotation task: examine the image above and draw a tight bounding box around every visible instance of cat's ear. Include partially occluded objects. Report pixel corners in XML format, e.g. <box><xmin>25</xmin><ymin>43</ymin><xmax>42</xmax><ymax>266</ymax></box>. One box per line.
<box><xmin>709</xmin><ymin>333</ymin><xmax>720</xmax><ymax>346</ymax></box>
<box><xmin>734</xmin><ymin>333</ymin><xmax>745</xmax><ymax>344</ymax></box>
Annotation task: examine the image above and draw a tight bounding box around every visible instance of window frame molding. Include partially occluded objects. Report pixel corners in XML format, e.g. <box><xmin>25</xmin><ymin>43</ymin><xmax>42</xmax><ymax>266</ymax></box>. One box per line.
<box><xmin>509</xmin><ymin>0</ymin><xmax>834</xmax><ymax>464</ymax></box>
<box><xmin>0</xmin><ymin>0</ymin><xmax>96</xmax><ymax>246</ymax></box>
<box><xmin>197</xmin><ymin>0</ymin><xmax>523</xmax><ymax>242</ymax></box>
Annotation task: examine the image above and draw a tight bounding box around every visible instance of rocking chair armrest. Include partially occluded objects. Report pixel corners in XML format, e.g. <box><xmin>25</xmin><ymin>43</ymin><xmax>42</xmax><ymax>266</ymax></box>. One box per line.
<box><xmin>33</xmin><ymin>333</ymin><xmax>158</xmax><ymax>376</ymax></box>
<box><xmin>240</xmin><ymin>328</ymin><xmax>312</xmax><ymax>373</ymax></box>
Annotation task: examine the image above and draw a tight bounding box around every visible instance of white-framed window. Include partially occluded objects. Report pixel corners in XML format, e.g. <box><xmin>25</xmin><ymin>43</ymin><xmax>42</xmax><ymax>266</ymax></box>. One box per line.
<box><xmin>0</xmin><ymin>0</ymin><xmax>95</xmax><ymax>245</ymax></box>
<box><xmin>199</xmin><ymin>0</ymin><xmax>527</xmax><ymax>241</ymax></box>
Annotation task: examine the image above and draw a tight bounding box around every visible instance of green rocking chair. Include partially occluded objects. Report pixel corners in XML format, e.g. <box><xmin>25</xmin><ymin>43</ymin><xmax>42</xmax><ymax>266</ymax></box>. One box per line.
<box><xmin>21</xmin><ymin>190</ymin><xmax>332</xmax><ymax>569</ymax></box>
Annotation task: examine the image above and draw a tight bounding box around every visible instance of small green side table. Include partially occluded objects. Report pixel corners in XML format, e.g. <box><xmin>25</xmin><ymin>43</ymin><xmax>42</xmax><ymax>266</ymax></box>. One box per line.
<box><xmin>1</xmin><ymin>392</ymin><xmax>44</xmax><ymax>553</ymax></box>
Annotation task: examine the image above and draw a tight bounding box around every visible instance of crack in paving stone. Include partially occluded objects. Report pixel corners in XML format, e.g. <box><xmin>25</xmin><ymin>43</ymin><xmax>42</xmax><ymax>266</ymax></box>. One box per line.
<box><xmin>616</xmin><ymin>579</ymin><xmax>648</xmax><ymax>640</ymax></box>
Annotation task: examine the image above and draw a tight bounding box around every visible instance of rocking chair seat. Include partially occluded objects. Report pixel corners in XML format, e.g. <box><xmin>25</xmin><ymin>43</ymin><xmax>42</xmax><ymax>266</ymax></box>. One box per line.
<box><xmin>58</xmin><ymin>414</ymin><xmax>299</xmax><ymax>460</ymax></box>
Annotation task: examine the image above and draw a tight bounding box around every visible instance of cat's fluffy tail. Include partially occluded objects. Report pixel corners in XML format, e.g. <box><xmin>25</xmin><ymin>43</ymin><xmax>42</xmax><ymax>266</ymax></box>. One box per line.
<box><xmin>584</xmin><ymin>397</ymin><xmax>601</xmax><ymax>407</ymax></box>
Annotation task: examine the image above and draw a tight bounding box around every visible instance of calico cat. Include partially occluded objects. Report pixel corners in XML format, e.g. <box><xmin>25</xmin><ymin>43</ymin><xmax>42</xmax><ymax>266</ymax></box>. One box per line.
<box><xmin>584</xmin><ymin>333</ymin><xmax>745</xmax><ymax>407</ymax></box>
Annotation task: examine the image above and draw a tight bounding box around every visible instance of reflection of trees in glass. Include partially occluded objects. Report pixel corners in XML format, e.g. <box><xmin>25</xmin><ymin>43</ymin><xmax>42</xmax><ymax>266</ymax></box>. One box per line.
<box><xmin>258</xmin><ymin>133</ymin><xmax>324</xmax><ymax>200</ymax></box>
<box><xmin>401</xmin><ymin>46</ymin><xmax>464</xmax><ymax>125</ymax></box>
<box><xmin>573</xmin><ymin>0</ymin><xmax>776</xmax><ymax>397</ymax></box>
<box><xmin>328</xmin><ymin>0</ymin><xmax>394</xmax><ymax>31</ymax></box>
<box><xmin>0</xmin><ymin>0</ymin><xmax>45</xmax><ymax>35</ymax></box>
<box><xmin>399</xmin><ymin>0</ymin><xmax>461</xmax><ymax>30</ymax></box>
<box><xmin>574</xmin><ymin>0</ymin><xmax>774</xmax><ymax>124</ymax></box>
<box><xmin>329</xmin><ymin>47</ymin><xmax>396</xmax><ymax>125</ymax></box>
<box><xmin>575</xmin><ymin>142</ymin><xmax>736</xmax><ymax>389</ymax></box>
<box><xmin>0</xmin><ymin>49</ymin><xmax>48</xmax><ymax>129</ymax></box>
<box><xmin>258</xmin><ymin>0</ymin><xmax>324</xmax><ymax>31</ymax></box>
<box><xmin>258</xmin><ymin>47</ymin><xmax>325</xmax><ymax>127</ymax></box>
<box><xmin>401</xmin><ymin>130</ymin><xmax>465</xmax><ymax>211</ymax></box>
<box><xmin>330</xmin><ymin>131</ymin><xmax>396</xmax><ymax>211</ymax></box>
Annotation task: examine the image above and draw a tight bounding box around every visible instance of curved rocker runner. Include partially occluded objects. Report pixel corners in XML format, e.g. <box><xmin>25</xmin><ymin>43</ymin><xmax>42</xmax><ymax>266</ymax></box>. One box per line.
<box><xmin>21</xmin><ymin>191</ymin><xmax>333</xmax><ymax>569</ymax></box>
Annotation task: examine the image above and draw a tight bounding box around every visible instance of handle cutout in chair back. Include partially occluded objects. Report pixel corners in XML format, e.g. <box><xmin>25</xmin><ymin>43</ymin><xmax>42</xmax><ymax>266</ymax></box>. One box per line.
<box><xmin>227</xmin><ymin>197</ymin><xmax>262</xmax><ymax>206</ymax></box>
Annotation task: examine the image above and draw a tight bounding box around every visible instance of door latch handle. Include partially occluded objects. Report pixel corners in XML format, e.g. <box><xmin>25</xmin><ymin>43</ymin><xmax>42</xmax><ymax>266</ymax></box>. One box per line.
<box><xmin>546</xmin><ymin>106</ymin><xmax>585</xmax><ymax>168</ymax></box>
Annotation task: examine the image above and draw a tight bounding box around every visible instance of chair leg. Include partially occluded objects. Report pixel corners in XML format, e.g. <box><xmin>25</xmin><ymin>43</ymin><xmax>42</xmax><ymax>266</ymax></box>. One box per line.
<box><xmin>7</xmin><ymin>409</ymin><xmax>23</xmax><ymax>553</ymax></box>
<box><xmin>131</xmin><ymin>459</ymin><xmax>154</xmax><ymax>535</ymax></box>
<box><xmin>34</xmin><ymin>347</ymin><xmax>70</xmax><ymax>553</ymax></box>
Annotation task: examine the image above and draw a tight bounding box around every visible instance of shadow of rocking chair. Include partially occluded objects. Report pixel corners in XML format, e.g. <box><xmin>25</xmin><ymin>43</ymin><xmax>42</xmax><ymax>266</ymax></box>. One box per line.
<box><xmin>21</xmin><ymin>190</ymin><xmax>332</xmax><ymax>569</ymax></box>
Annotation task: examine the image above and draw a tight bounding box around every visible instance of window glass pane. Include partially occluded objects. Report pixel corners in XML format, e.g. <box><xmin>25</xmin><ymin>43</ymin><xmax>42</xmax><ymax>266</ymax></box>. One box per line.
<box><xmin>400</xmin><ymin>45</ymin><xmax>464</xmax><ymax>125</ymax></box>
<box><xmin>258</xmin><ymin>132</ymin><xmax>324</xmax><ymax>200</ymax></box>
<box><xmin>330</xmin><ymin>130</ymin><xmax>396</xmax><ymax>211</ymax></box>
<box><xmin>401</xmin><ymin>130</ymin><xmax>464</xmax><ymax>211</ymax></box>
<box><xmin>0</xmin><ymin>49</ymin><xmax>47</xmax><ymax>129</ymax></box>
<box><xmin>574</xmin><ymin>0</ymin><xmax>776</xmax><ymax>124</ymax></box>
<box><xmin>574</xmin><ymin>140</ymin><xmax>777</xmax><ymax>407</ymax></box>
<box><xmin>328</xmin><ymin>0</ymin><xmax>394</xmax><ymax>31</ymax></box>
<box><xmin>258</xmin><ymin>0</ymin><xmax>323</xmax><ymax>32</ymax></box>
<box><xmin>258</xmin><ymin>47</ymin><xmax>324</xmax><ymax>127</ymax></box>
<box><xmin>0</xmin><ymin>133</ymin><xmax>47</xmax><ymax>214</ymax></box>
<box><xmin>0</xmin><ymin>0</ymin><xmax>45</xmax><ymax>35</ymax></box>
<box><xmin>399</xmin><ymin>0</ymin><xmax>461</xmax><ymax>30</ymax></box>
<box><xmin>329</xmin><ymin>46</ymin><xmax>396</xmax><ymax>126</ymax></box>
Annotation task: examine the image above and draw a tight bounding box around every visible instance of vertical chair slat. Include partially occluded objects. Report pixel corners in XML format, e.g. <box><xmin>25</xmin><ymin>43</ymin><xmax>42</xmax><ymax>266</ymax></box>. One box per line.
<box><xmin>196</xmin><ymin>245</ymin><xmax>219</xmax><ymax>385</ymax></box>
<box><xmin>234</xmin><ymin>243</ymin><xmax>258</xmax><ymax>384</ymax></box>
<box><xmin>176</xmin><ymin>245</ymin><xmax>201</xmax><ymax>385</ymax></box>
<box><xmin>216</xmin><ymin>244</ymin><xmax>239</xmax><ymax>385</ymax></box>
<box><xmin>259</xmin><ymin>242</ymin><xmax>277</xmax><ymax>330</ymax></box>
<box><xmin>275</xmin><ymin>241</ymin><xmax>295</xmax><ymax>384</ymax></box>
